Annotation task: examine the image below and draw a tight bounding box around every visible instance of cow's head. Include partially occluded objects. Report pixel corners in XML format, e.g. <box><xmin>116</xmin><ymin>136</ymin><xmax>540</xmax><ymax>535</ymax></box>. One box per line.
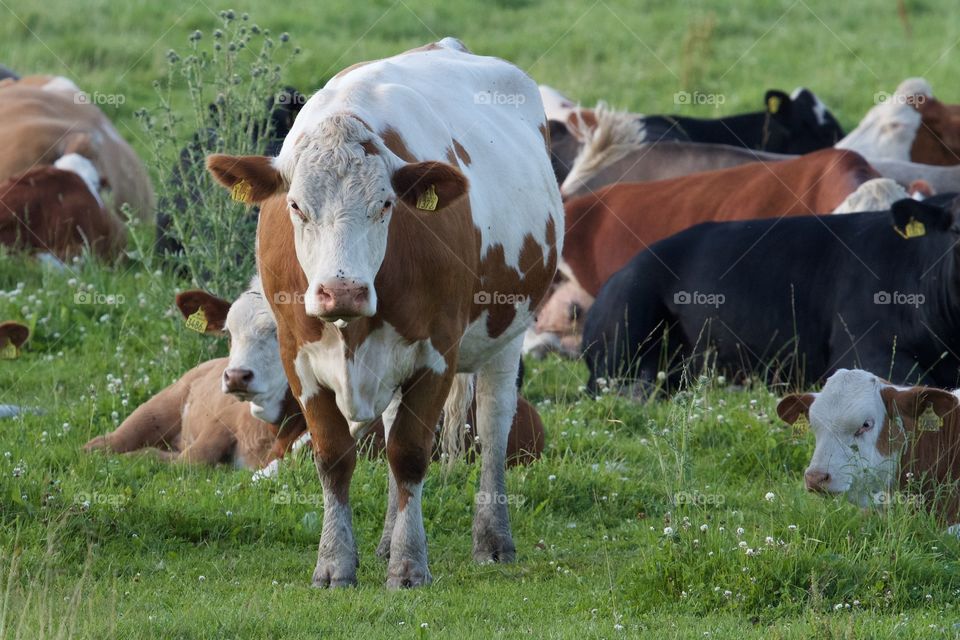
<box><xmin>207</xmin><ymin>114</ymin><xmax>468</xmax><ymax>323</ymax></box>
<box><xmin>175</xmin><ymin>282</ymin><xmax>288</xmax><ymax>423</ymax></box>
<box><xmin>774</xmin><ymin>88</ymin><xmax>845</xmax><ymax>153</ymax></box>
<box><xmin>778</xmin><ymin>369</ymin><xmax>958</xmax><ymax>505</ymax></box>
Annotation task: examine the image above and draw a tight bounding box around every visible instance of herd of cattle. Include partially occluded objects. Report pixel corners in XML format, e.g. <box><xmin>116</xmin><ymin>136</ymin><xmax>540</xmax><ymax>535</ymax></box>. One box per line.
<box><xmin>3</xmin><ymin>38</ymin><xmax>960</xmax><ymax>587</ymax></box>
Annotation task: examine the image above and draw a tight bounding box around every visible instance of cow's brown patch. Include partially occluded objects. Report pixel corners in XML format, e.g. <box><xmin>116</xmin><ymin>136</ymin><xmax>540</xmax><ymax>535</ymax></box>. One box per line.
<box><xmin>911</xmin><ymin>98</ymin><xmax>960</xmax><ymax>166</ymax></box>
<box><xmin>380</xmin><ymin>127</ymin><xmax>416</xmax><ymax>162</ymax></box>
<box><xmin>452</xmin><ymin>139</ymin><xmax>471</xmax><ymax>166</ymax></box>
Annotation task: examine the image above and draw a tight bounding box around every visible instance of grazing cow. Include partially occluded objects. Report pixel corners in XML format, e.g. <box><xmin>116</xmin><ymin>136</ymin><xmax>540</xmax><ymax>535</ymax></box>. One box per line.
<box><xmin>777</xmin><ymin>368</ymin><xmax>960</xmax><ymax>524</ymax></box>
<box><xmin>84</xmin><ymin>287</ymin><xmax>307</xmax><ymax>468</ymax></box>
<box><xmin>206</xmin><ymin>38</ymin><xmax>561</xmax><ymax>588</ymax></box>
<box><xmin>563</xmin><ymin>148</ymin><xmax>878</xmax><ymax>297</ymax></box>
<box><xmin>582</xmin><ymin>194</ymin><xmax>960</xmax><ymax>394</ymax></box>
<box><xmin>0</xmin><ymin>154</ymin><xmax>124</xmax><ymax>259</ymax></box>
<box><xmin>912</xmin><ymin>95</ymin><xmax>960</xmax><ymax>166</ymax></box>
<box><xmin>155</xmin><ymin>87</ymin><xmax>306</xmax><ymax>257</ymax></box>
<box><xmin>523</xmin><ymin>277</ymin><xmax>594</xmax><ymax>359</ymax></box>
<box><xmin>0</xmin><ymin>79</ymin><xmax>154</xmax><ymax>225</ymax></box>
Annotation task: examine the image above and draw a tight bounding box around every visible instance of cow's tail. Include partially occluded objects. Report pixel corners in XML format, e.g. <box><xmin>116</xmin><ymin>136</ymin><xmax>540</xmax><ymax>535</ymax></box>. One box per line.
<box><xmin>440</xmin><ymin>373</ymin><xmax>475</xmax><ymax>467</ymax></box>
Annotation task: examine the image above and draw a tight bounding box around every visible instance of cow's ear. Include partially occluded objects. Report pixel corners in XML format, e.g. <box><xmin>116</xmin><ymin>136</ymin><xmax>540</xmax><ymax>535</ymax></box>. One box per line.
<box><xmin>392</xmin><ymin>161</ymin><xmax>468</xmax><ymax>212</ymax></box>
<box><xmin>175</xmin><ymin>290</ymin><xmax>231</xmax><ymax>334</ymax></box>
<box><xmin>891</xmin><ymin>197</ymin><xmax>954</xmax><ymax>235</ymax></box>
<box><xmin>206</xmin><ymin>154</ymin><xmax>286</xmax><ymax>204</ymax></box>
<box><xmin>0</xmin><ymin>321</ymin><xmax>29</xmax><ymax>348</ymax></box>
<box><xmin>764</xmin><ymin>90</ymin><xmax>792</xmax><ymax>120</ymax></box>
<box><xmin>880</xmin><ymin>386</ymin><xmax>958</xmax><ymax>425</ymax></box>
<box><xmin>776</xmin><ymin>393</ymin><xmax>816</xmax><ymax>425</ymax></box>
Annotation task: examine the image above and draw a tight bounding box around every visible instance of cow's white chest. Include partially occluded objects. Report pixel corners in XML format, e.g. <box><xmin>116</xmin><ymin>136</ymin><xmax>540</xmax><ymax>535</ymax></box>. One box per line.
<box><xmin>294</xmin><ymin>322</ymin><xmax>447</xmax><ymax>423</ymax></box>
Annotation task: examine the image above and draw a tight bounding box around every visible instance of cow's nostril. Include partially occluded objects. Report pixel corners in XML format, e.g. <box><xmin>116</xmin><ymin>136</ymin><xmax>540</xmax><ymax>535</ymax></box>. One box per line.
<box><xmin>804</xmin><ymin>470</ymin><xmax>830</xmax><ymax>492</ymax></box>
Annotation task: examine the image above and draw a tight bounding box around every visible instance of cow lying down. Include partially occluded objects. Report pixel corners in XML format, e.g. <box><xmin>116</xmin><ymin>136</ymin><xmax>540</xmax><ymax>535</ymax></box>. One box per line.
<box><xmin>778</xmin><ymin>368</ymin><xmax>960</xmax><ymax>527</ymax></box>
<box><xmin>83</xmin><ymin>285</ymin><xmax>305</xmax><ymax>468</ymax></box>
<box><xmin>0</xmin><ymin>321</ymin><xmax>31</xmax><ymax>419</ymax></box>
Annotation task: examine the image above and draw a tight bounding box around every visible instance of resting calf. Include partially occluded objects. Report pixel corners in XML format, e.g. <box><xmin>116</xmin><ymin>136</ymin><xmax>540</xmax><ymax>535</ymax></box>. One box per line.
<box><xmin>778</xmin><ymin>368</ymin><xmax>960</xmax><ymax>525</ymax></box>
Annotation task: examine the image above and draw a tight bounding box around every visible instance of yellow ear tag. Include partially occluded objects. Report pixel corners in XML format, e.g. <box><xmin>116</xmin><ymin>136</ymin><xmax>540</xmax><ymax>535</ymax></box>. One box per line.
<box><xmin>792</xmin><ymin>413</ymin><xmax>809</xmax><ymax>436</ymax></box>
<box><xmin>0</xmin><ymin>340</ymin><xmax>18</xmax><ymax>360</ymax></box>
<box><xmin>185</xmin><ymin>308</ymin><xmax>208</xmax><ymax>333</ymax></box>
<box><xmin>917</xmin><ymin>404</ymin><xmax>942</xmax><ymax>432</ymax></box>
<box><xmin>767</xmin><ymin>95</ymin><xmax>781</xmax><ymax>114</ymax></box>
<box><xmin>893</xmin><ymin>217</ymin><xmax>926</xmax><ymax>239</ymax></box>
<box><xmin>231</xmin><ymin>180</ymin><xmax>252</xmax><ymax>203</ymax></box>
<box><xmin>416</xmin><ymin>185</ymin><xmax>438</xmax><ymax>211</ymax></box>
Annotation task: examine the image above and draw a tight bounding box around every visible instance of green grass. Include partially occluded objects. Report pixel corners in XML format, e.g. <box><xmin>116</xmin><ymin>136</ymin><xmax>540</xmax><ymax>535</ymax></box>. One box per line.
<box><xmin>2</xmin><ymin>0</ymin><xmax>960</xmax><ymax>637</ymax></box>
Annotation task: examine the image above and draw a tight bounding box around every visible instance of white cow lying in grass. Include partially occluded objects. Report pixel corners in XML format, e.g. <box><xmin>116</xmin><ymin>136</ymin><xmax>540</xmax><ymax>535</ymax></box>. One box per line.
<box><xmin>777</xmin><ymin>368</ymin><xmax>960</xmax><ymax>530</ymax></box>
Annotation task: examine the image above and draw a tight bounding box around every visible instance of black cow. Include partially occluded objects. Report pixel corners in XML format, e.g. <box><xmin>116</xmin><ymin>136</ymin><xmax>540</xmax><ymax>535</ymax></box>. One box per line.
<box><xmin>0</xmin><ymin>65</ymin><xmax>18</xmax><ymax>81</ymax></box>
<box><xmin>582</xmin><ymin>194</ymin><xmax>960</xmax><ymax>394</ymax></box>
<box><xmin>155</xmin><ymin>86</ymin><xmax>305</xmax><ymax>257</ymax></box>
<box><xmin>640</xmin><ymin>89</ymin><xmax>845</xmax><ymax>154</ymax></box>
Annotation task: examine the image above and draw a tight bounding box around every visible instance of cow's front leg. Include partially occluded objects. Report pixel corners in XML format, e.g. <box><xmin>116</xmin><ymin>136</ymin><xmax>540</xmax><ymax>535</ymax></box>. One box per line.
<box><xmin>473</xmin><ymin>344</ymin><xmax>520</xmax><ymax>563</ymax></box>
<box><xmin>385</xmin><ymin>370</ymin><xmax>452</xmax><ymax>588</ymax></box>
<box><xmin>305</xmin><ymin>390</ymin><xmax>359</xmax><ymax>588</ymax></box>
<box><xmin>376</xmin><ymin>392</ymin><xmax>403</xmax><ymax>558</ymax></box>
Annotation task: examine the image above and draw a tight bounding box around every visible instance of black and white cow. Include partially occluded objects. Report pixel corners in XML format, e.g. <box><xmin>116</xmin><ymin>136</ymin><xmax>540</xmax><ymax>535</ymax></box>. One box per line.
<box><xmin>582</xmin><ymin>194</ymin><xmax>960</xmax><ymax>394</ymax></box>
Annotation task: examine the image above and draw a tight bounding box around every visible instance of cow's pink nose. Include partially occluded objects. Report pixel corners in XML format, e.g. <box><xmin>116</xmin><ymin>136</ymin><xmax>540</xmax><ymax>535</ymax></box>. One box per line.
<box><xmin>804</xmin><ymin>470</ymin><xmax>831</xmax><ymax>492</ymax></box>
<box><xmin>223</xmin><ymin>368</ymin><xmax>254</xmax><ymax>394</ymax></box>
<box><xmin>316</xmin><ymin>282</ymin><xmax>370</xmax><ymax>319</ymax></box>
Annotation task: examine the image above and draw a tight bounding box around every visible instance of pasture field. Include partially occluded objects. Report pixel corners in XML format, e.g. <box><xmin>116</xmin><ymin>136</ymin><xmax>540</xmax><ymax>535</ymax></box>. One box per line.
<box><xmin>2</xmin><ymin>0</ymin><xmax>960</xmax><ymax>637</ymax></box>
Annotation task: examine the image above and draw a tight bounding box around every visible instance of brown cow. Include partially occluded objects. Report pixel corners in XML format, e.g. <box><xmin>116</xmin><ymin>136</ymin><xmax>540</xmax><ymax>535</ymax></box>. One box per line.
<box><xmin>0</xmin><ymin>79</ymin><xmax>154</xmax><ymax>226</ymax></box>
<box><xmin>564</xmin><ymin>148</ymin><xmax>878</xmax><ymax>297</ymax></box>
<box><xmin>0</xmin><ymin>155</ymin><xmax>125</xmax><ymax>259</ymax></box>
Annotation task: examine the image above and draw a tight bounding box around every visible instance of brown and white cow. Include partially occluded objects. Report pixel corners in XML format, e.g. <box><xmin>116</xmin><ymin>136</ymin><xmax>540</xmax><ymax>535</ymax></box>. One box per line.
<box><xmin>0</xmin><ymin>154</ymin><xmax>124</xmax><ymax>259</ymax></box>
<box><xmin>778</xmin><ymin>368</ymin><xmax>960</xmax><ymax>525</ymax></box>
<box><xmin>0</xmin><ymin>78</ymin><xmax>154</xmax><ymax>226</ymax></box>
<box><xmin>83</xmin><ymin>287</ymin><xmax>306</xmax><ymax>468</ymax></box>
<box><xmin>206</xmin><ymin>38</ymin><xmax>561</xmax><ymax>588</ymax></box>
<box><xmin>563</xmin><ymin>147</ymin><xmax>877</xmax><ymax>297</ymax></box>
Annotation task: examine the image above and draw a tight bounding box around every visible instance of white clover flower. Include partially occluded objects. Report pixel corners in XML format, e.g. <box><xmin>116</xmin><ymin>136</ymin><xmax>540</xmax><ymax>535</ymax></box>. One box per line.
<box><xmin>764</xmin><ymin>492</ymin><xmax>776</xmax><ymax>502</ymax></box>
<box><xmin>700</xmin><ymin>524</ymin><xmax>709</xmax><ymax>532</ymax></box>
<box><xmin>736</xmin><ymin>527</ymin><xmax>745</xmax><ymax>536</ymax></box>
<box><xmin>664</xmin><ymin>527</ymin><xmax>674</xmax><ymax>536</ymax></box>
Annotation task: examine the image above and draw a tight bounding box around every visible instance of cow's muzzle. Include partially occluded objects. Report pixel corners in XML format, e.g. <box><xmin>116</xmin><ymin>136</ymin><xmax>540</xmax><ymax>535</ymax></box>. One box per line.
<box><xmin>312</xmin><ymin>280</ymin><xmax>373</xmax><ymax>321</ymax></box>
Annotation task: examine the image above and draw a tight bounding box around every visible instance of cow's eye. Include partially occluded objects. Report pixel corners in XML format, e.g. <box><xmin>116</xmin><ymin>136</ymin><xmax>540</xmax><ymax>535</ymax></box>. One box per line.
<box><xmin>382</xmin><ymin>200</ymin><xmax>393</xmax><ymax>212</ymax></box>
<box><xmin>854</xmin><ymin>419</ymin><xmax>874</xmax><ymax>437</ymax></box>
<box><xmin>289</xmin><ymin>201</ymin><xmax>307</xmax><ymax>222</ymax></box>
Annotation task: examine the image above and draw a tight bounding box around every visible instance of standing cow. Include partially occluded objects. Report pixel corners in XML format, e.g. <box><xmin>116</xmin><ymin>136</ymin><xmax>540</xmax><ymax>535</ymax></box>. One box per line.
<box><xmin>206</xmin><ymin>38</ymin><xmax>561</xmax><ymax>588</ymax></box>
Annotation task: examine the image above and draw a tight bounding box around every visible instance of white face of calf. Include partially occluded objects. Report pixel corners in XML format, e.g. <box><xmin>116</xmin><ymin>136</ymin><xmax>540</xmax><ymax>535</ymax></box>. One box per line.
<box><xmin>223</xmin><ymin>287</ymin><xmax>288</xmax><ymax>424</ymax></box>
<box><xmin>778</xmin><ymin>369</ymin><xmax>958</xmax><ymax>506</ymax></box>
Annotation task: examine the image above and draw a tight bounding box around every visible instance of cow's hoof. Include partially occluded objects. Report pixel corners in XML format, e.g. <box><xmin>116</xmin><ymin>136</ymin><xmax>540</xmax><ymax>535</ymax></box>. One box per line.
<box><xmin>473</xmin><ymin>534</ymin><xmax>516</xmax><ymax>564</ymax></box>
<box><xmin>311</xmin><ymin>558</ymin><xmax>357</xmax><ymax>589</ymax></box>
<box><xmin>386</xmin><ymin>559</ymin><xmax>432</xmax><ymax>589</ymax></box>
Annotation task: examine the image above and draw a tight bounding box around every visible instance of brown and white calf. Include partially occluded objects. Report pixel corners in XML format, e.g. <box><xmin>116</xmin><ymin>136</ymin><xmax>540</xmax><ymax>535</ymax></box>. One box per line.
<box><xmin>0</xmin><ymin>321</ymin><xmax>30</xmax><ymax>419</ymax></box>
<box><xmin>206</xmin><ymin>38</ymin><xmax>561</xmax><ymax>588</ymax></box>
<box><xmin>0</xmin><ymin>154</ymin><xmax>125</xmax><ymax>259</ymax></box>
<box><xmin>778</xmin><ymin>368</ymin><xmax>960</xmax><ymax>525</ymax></box>
<box><xmin>83</xmin><ymin>287</ymin><xmax>305</xmax><ymax>467</ymax></box>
